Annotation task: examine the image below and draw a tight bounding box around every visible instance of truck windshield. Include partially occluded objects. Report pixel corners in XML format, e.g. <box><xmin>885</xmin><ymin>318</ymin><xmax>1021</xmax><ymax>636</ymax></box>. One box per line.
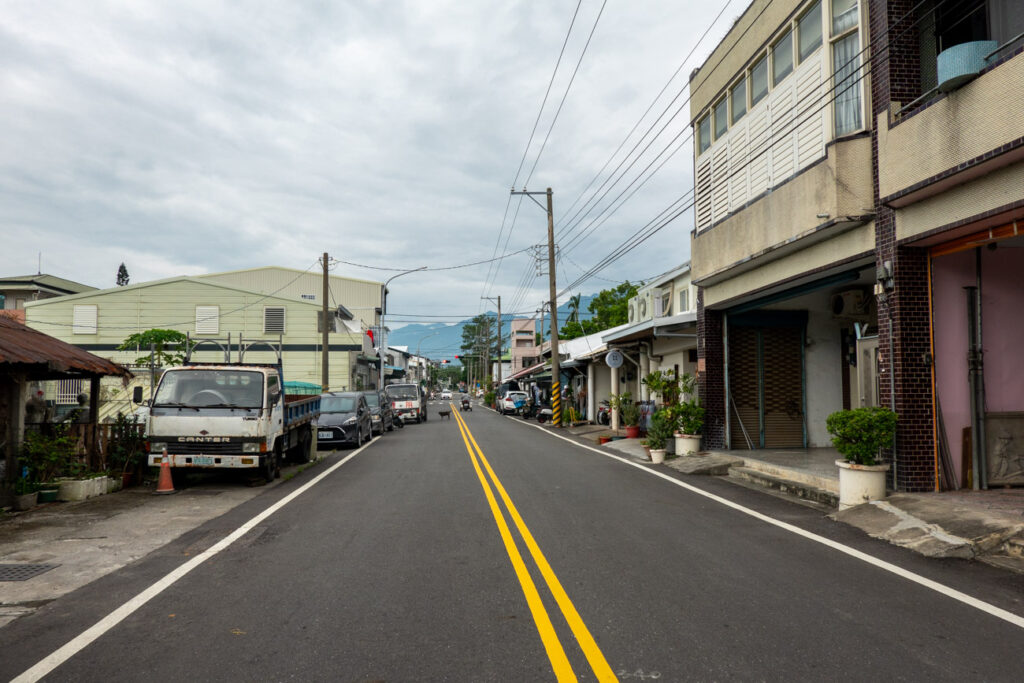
<box><xmin>321</xmin><ymin>396</ymin><xmax>357</xmax><ymax>413</ymax></box>
<box><xmin>153</xmin><ymin>370</ymin><xmax>264</xmax><ymax>408</ymax></box>
<box><xmin>385</xmin><ymin>386</ymin><xmax>419</xmax><ymax>400</ymax></box>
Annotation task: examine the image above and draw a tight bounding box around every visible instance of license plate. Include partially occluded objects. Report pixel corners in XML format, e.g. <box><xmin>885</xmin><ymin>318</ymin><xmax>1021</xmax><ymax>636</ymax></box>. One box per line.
<box><xmin>192</xmin><ymin>456</ymin><xmax>214</xmax><ymax>465</ymax></box>
<box><xmin>318</xmin><ymin>430</ymin><xmax>333</xmax><ymax>439</ymax></box>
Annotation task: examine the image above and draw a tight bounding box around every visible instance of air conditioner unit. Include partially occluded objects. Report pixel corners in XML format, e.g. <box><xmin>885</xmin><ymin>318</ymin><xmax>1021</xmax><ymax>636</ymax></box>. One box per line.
<box><xmin>627</xmin><ymin>298</ymin><xmax>639</xmax><ymax>324</ymax></box>
<box><xmin>636</xmin><ymin>290</ymin><xmax>654</xmax><ymax>322</ymax></box>
<box><xmin>830</xmin><ymin>288</ymin><xmax>871</xmax><ymax>319</ymax></box>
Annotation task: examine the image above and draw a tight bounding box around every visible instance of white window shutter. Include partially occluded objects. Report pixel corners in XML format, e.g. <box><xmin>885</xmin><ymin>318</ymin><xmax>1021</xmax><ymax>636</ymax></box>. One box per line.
<box><xmin>264</xmin><ymin>307</ymin><xmax>285</xmax><ymax>334</ymax></box>
<box><xmin>195</xmin><ymin>306</ymin><xmax>219</xmax><ymax>335</ymax></box>
<box><xmin>72</xmin><ymin>305</ymin><xmax>97</xmax><ymax>334</ymax></box>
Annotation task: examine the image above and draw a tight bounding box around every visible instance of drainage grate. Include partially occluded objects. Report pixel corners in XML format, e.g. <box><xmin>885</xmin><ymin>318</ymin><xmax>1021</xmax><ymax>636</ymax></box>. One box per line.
<box><xmin>0</xmin><ymin>564</ymin><xmax>59</xmax><ymax>582</ymax></box>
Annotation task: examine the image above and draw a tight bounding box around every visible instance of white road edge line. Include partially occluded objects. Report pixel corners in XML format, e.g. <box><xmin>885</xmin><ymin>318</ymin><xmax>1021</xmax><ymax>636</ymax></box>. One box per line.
<box><xmin>13</xmin><ymin>439</ymin><xmax>379</xmax><ymax>683</ymax></box>
<box><xmin>520</xmin><ymin>419</ymin><xmax>1024</xmax><ymax>630</ymax></box>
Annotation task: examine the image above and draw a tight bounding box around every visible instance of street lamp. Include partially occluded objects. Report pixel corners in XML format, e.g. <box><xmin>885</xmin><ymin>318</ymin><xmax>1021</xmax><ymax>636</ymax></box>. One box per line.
<box><xmin>379</xmin><ymin>266</ymin><xmax>427</xmax><ymax>390</ymax></box>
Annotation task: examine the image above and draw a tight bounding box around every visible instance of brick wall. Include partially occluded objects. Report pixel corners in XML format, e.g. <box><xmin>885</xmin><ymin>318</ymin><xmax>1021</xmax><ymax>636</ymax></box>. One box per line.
<box><xmin>871</xmin><ymin>0</ymin><xmax>936</xmax><ymax>491</ymax></box>
<box><xmin>697</xmin><ymin>288</ymin><xmax>726</xmax><ymax>449</ymax></box>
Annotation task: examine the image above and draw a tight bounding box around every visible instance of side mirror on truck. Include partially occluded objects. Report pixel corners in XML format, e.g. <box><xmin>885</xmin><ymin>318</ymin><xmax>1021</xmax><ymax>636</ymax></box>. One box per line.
<box><xmin>133</xmin><ymin>386</ymin><xmax>143</xmax><ymax>404</ymax></box>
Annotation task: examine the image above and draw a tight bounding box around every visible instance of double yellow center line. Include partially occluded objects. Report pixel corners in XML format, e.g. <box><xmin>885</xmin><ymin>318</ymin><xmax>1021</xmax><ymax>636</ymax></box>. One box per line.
<box><xmin>452</xmin><ymin>407</ymin><xmax>616</xmax><ymax>682</ymax></box>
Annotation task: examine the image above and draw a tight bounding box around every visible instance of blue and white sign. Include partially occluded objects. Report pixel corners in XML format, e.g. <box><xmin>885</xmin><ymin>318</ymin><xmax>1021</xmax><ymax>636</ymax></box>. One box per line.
<box><xmin>605</xmin><ymin>349</ymin><xmax>624</xmax><ymax>369</ymax></box>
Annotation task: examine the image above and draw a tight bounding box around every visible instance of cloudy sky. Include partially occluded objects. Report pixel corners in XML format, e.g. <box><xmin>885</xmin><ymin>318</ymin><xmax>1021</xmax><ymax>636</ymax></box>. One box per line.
<box><xmin>2</xmin><ymin>0</ymin><xmax>736</xmax><ymax>329</ymax></box>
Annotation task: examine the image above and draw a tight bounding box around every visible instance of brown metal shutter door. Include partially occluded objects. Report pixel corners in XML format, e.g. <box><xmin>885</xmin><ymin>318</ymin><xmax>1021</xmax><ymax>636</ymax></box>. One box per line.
<box><xmin>762</xmin><ymin>327</ymin><xmax>804</xmax><ymax>448</ymax></box>
<box><xmin>729</xmin><ymin>326</ymin><xmax>760</xmax><ymax>449</ymax></box>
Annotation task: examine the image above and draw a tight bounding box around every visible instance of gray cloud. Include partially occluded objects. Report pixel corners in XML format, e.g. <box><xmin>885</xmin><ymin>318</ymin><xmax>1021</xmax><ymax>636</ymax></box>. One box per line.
<box><xmin>1</xmin><ymin>0</ymin><xmax>729</xmax><ymax>324</ymax></box>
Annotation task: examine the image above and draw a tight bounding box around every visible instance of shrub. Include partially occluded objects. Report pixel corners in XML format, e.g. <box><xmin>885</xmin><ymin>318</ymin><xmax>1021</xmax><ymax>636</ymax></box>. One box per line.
<box><xmin>826</xmin><ymin>407</ymin><xmax>897</xmax><ymax>466</ymax></box>
<box><xmin>646</xmin><ymin>408</ymin><xmax>675</xmax><ymax>450</ymax></box>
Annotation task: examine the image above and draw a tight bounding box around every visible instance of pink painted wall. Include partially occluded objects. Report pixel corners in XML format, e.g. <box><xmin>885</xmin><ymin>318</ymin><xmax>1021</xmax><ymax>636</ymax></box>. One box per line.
<box><xmin>932</xmin><ymin>246</ymin><xmax>1024</xmax><ymax>484</ymax></box>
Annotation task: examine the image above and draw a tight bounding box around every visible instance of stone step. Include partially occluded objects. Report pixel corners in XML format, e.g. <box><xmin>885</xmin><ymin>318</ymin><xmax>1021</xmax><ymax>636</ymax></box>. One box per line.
<box><xmin>728</xmin><ymin>466</ymin><xmax>839</xmax><ymax>508</ymax></box>
<box><xmin>740</xmin><ymin>458</ymin><xmax>839</xmax><ymax>494</ymax></box>
<box><xmin>979</xmin><ymin>553</ymin><xmax>1024</xmax><ymax>574</ymax></box>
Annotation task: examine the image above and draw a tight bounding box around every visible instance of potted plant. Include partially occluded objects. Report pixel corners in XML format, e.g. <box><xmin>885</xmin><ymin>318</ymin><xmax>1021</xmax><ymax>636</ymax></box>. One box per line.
<box><xmin>672</xmin><ymin>374</ymin><xmax>703</xmax><ymax>455</ymax></box>
<box><xmin>483</xmin><ymin>390</ymin><xmax>496</xmax><ymax>410</ymax></box>
<box><xmin>827</xmin><ymin>407</ymin><xmax>897</xmax><ymax>510</ymax></box>
<box><xmin>620</xmin><ymin>397</ymin><xmax>642</xmax><ymax>439</ymax></box>
<box><xmin>12</xmin><ymin>475</ymin><xmax>38</xmax><ymax>511</ymax></box>
<box><xmin>646</xmin><ymin>408</ymin><xmax>675</xmax><ymax>464</ymax></box>
<box><xmin>107</xmin><ymin>413</ymin><xmax>146</xmax><ymax>488</ymax></box>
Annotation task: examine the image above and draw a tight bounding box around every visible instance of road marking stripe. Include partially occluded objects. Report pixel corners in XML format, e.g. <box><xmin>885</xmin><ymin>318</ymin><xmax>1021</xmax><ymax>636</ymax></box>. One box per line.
<box><xmin>452</xmin><ymin>411</ymin><xmax>576</xmax><ymax>681</ymax></box>
<box><xmin>525</xmin><ymin>421</ymin><xmax>1024</xmax><ymax>631</ymax></box>
<box><xmin>13</xmin><ymin>440</ymin><xmax>381</xmax><ymax>683</ymax></box>
<box><xmin>460</xmin><ymin>419</ymin><xmax>617</xmax><ymax>682</ymax></box>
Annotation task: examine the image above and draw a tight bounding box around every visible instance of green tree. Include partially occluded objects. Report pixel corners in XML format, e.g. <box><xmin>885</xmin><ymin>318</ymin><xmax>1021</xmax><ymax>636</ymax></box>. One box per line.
<box><xmin>118</xmin><ymin>329</ymin><xmax>193</xmax><ymax>367</ymax></box>
<box><xmin>558</xmin><ymin>282</ymin><xmax>641</xmax><ymax>340</ymax></box>
<box><xmin>116</xmin><ymin>263</ymin><xmax>130</xmax><ymax>286</ymax></box>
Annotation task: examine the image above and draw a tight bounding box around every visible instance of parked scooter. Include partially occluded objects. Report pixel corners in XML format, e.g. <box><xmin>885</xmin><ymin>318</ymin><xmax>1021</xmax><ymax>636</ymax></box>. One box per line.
<box><xmin>520</xmin><ymin>396</ymin><xmax>538</xmax><ymax>420</ymax></box>
<box><xmin>596</xmin><ymin>399</ymin><xmax>611</xmax><ymax>425</ymax></box>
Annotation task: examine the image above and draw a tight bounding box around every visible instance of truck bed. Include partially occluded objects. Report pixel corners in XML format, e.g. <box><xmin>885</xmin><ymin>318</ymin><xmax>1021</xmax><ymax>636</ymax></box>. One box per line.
<box><xmin>284</xmin><ymin>393</ymin><xmax>320</xmax><ymax>427</ymax></box>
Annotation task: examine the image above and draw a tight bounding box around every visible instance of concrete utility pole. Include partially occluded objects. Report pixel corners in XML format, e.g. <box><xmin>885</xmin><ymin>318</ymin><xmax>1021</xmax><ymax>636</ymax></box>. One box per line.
<box><xmin>321</xmin><ymin>252</ymin><xmax>329</xmax><ymax>392</ymax></box>
<box><xmin>481</xmin><ymin>295</ymin><xmax>501</xmax><ymax>388</ymax></box>
<box><xmin>511</xmin><ymin>187</ymin><xmax>560</xmax><ymax>426</ymax></box>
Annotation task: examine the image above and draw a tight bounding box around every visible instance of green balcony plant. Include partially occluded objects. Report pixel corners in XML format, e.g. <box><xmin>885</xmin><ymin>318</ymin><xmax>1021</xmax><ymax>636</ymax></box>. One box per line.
<box><xmin>826</xmin><ymin>407</ymin><xmax>897</xmax><ymax>466</ymax></box>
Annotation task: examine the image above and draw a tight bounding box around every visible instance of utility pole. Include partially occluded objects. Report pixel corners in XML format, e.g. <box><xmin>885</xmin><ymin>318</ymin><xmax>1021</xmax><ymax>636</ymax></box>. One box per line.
<box><xmin>482</xmin><ymin>295</ymin><xmax>502</xmax><ymax>388</ymax></box>
<box><xmin>321</xmin><ymin>252</ymin><xmax>329</xmax><ymax>392</ymax></box>
<box><xmin>511</xmin><ymin>187</ymin><xmax>560</xmax><ymax>426</ymax></box>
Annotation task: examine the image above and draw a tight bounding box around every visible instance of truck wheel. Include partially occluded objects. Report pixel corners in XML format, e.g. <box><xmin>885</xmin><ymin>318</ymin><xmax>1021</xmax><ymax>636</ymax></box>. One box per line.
<box><xmin>262</xmin><ymin>444</ymin><xmax>280</xmax><ymax>483</ymax></box>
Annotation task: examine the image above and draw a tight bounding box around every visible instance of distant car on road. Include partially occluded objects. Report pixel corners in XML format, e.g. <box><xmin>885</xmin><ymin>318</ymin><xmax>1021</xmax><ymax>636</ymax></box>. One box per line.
<box><xmin>316</xmin><ymin>392</ymin><xmax>372</xmax><ymax>449</ymax></box>
<box><xmin>498</xmin><ymin>391</ymin><xmax>529</xmax><ymax>415</ymax></box>
<box><xmin>360</xmin><ymin>390</ymin><xmax>395</xmax><ymax>436</ymax></box>
<box><xmin>440</xmin><ymin>390</ymin><xmax>452</xmax><ymax>400</ymax></box>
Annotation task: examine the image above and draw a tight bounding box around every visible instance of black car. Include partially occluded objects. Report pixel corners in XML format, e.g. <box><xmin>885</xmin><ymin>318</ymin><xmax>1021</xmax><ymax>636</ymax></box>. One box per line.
<box><xmin>316</xmin><ymin>392</ymin><xmax>373</xmax><ymax>449</ymax></box>
<box><xmin>360</xmin><ymin>390</ymin><xmax>395</xmax><ymax>436</ymax></box>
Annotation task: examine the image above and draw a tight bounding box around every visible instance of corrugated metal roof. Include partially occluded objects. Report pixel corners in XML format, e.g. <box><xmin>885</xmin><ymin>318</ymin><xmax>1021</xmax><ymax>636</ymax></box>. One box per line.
<box><xmin>0</xmin><ymin>317</ymin><xmax>131</xmax><ymax>377</ymax></box>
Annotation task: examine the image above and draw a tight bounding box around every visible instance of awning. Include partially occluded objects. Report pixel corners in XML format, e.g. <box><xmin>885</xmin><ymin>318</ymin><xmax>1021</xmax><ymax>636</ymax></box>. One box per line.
<box><xmin>507</xmin><ymin>361</ymin><xmax>546</xmax><ymax>381</ymax></box>
<box><xmin>601</xmin><ymin>311</ymin><xmax>697</xmax><ymax>344</ymax></box>
<box><xmin>357</xmin><ymin>353</ymin><xmax>380</xmax><ymax>363</ymax></box>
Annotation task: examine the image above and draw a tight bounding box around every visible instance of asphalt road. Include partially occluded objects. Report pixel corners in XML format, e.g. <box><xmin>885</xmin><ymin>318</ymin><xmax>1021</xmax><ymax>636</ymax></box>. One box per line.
<box><xmin>2</xmin><ymin>399</ymin><xmax>1023</xmax><ymax>681</ymax></box>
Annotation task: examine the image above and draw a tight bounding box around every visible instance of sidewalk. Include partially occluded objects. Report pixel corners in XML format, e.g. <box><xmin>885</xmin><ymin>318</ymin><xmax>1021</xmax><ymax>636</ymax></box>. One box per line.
<box><xmin>560</xmin><ymin>424</ymin><xmax>1024</xmax><ymax>573</ymax></box>
<box><xmin>0</xmin><ymin>463</ymin><xmax>312</xmax><ymax>628</ymax></box>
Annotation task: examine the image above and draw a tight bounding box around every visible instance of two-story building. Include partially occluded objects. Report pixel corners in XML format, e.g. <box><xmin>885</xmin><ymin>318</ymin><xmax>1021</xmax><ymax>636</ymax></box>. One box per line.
<box><xmin>0</xmin><ymin>274</ymin><xmax>96</xmax><ymax>322</ymax></box>
<box><xmin>690</xmin><ymin>0</ymin><xmax>878</xmax><ymax>455</ymax></box>
<box><xmin>508</xmin><ymin>318</ymin><xmax>540</xmax><ymax>376</ymax></box>
<box><xmin>870</xmin><ymin>0</ymin><xmax>1024</xmax><ymax>489</ymax></box>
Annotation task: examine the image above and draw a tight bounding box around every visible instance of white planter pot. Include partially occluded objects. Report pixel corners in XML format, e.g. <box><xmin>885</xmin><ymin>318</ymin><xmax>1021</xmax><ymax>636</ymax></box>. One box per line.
<box><xmin>674</xmin><ymin>434</ymin><xmax>701</xmax><ymax>456</ymax></box>
<box><xmin>650</xmin><ymin>449</ymin><xmax>667</xmax><ymax>464</ymax></box>
<box><xmin>836</xmin><ymin>459</ymin><xmax>890</xmax><ymax>510</ymax></box>
<box><xmin>58</xmin><ymin>478</ymin><xmax>91</xmax><ymax>502</ymax></box>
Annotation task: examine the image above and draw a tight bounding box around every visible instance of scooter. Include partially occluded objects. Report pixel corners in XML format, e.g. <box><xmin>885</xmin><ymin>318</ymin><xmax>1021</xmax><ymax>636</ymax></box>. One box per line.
<box><xmin>520</xmin><ymin>397</ymin><xmax>538</xmax><ymax>420</ymax></box>
<box><xmin>596</xmin><ymin>399</ymin><xmax>611</xmax><ymax>425</ymax></box>
<box><xmin>460</xmin><ymin>396</ymin><xmax>472</xmax><ymax>412</ymax></box>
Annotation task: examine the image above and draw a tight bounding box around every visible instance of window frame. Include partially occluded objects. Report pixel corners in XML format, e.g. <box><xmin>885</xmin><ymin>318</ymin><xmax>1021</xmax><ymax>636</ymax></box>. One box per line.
<box><xmin>829</xmin><ymin>0</ymin><xmax>863</xmax><ymax>137</ymax></box>
<box><xmin>750</xmin><ymin>53</ymin><xmax>769</xmax><ymax>107</ymax></box>
<box><xmin>697</xmin><ymin>114</ymin><xmax>712</xmax><ymax>154</ymax></box>
<box><xmin>772</xmin><ymin>28</ymin><xmax>795</xmax><ymax>85</ymax></box>
<box><xmin>730</xmin><ymin>75</ymin><xmax>747</xmax><ymax>124</ymax></box>
<box><xmin>713</xmin><ymin>98</ymin><xmax>729</xmax><ymax>139</ymax></box>
<box><xmin>798</xmin><ymin>1</ymin><xmax>823</xmax><ymax>63</ymax></box>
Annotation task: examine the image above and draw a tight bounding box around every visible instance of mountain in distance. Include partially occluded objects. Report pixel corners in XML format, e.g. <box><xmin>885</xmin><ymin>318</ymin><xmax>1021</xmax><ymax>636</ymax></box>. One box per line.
<box><xmin>386</xmin><ymin>294</ymin><xmax>596</xmax><ymax>363</ymax></box>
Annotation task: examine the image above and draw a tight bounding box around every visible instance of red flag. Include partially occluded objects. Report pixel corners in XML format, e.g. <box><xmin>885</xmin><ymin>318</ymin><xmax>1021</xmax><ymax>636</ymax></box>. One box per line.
<box><xmin>366</xmin><ymin>329</ymin><xmax>374</xmax><ymax>344</ymax></box>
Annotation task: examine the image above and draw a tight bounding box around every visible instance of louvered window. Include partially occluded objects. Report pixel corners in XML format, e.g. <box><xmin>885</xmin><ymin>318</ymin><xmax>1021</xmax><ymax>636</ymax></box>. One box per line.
<box><xmin>72</xmin><ymin>305</ymin><xmax>97</xmax><ymax>334</ymax></box>
<box><xmin>264</xmin><ymin>307</ymin><xmax>286</xmax><ymax>334</ymax></box>
<box><xmin>195</xmin><ymin>306</ymin><xmax>219</xmax><ymax>335</ymax></box>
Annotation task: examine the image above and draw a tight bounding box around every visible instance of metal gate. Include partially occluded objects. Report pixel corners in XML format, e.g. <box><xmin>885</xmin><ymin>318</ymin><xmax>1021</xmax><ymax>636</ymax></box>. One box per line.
<box><xmin>728</xmin><ymin>321</ymin><xmax>806</xmax><ymax>449</ymax></box>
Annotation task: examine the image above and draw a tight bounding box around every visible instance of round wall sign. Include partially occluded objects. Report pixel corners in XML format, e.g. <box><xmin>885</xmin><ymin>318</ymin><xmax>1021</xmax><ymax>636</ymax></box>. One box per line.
<box><xmin>605</xmin><ymin>349</ymin><xmax>624</xmax><ymax>369</ymax></box>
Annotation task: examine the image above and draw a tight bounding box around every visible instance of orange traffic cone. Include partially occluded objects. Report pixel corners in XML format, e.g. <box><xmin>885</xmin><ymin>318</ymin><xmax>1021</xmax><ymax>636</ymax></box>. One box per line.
<box><xmin>154</xmin><ymin>448</ymin><xmax>176</xmax><ymax>495</ymax></box>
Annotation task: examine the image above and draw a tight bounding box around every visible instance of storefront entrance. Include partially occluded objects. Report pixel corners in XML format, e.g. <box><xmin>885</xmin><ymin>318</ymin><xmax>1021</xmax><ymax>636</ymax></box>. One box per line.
<box><xmin>727</xmin><ymin>312</ymin><xmax>806</xmax><ymax>449</ymax></box>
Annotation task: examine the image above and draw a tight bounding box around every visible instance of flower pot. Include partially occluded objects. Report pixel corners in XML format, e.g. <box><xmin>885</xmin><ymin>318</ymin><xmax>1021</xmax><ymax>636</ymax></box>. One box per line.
<box><xmin>122</xmin><ymin>471</ymin><xmax>135</xmax><ymax>489</ymax></box>
<box><xmin>624</xmin><ymin>425</ymin><xmax>641</xmax><ymax>439</ymax></box>
<box><xmin>58</xmin><ymin>478</ymin><xmax>92</xmax><ymax>502</ymax></box>
<box><xmin>674</xmin><ymin>434</ymin><xmax>701</xmax><ymax>456</ymax></box>
<box><xmin>650</xmin><ymin>449</ymin><xmax>666</xmax><ymax>464</ymax></box>
<box><xmin>13</xmin><ymin>491</ymin><xmax>38</xmax><ymax>511</ymax></box>
<box><xmin>836</xmin><ymin>459</ymin><xmax>890</xmax><ymax>510</ymax></box>
<box><xmin>37</xmin><ymin>488</ymin><xmax>59</xmax><ymax>504</ymax></box>
<box><xmin>598</xmin><ymin>436</ymin><xmax>612</xmax><ymax>445</ymax></box>
<box><xmin>642</xmin><ymin>445</ymin><xmax>651</xmax><ymax>459</ymax></box>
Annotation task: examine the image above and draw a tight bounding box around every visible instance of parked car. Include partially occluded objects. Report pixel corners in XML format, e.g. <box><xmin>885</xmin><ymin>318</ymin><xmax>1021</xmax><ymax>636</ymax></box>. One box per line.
<box><xmin>316</xmin><ymin>392</ymin><xmax>372</xmax><ymax>449</ymax></box>
<box><xmin>498</xmin><ymin>390</ymin><xmax>530</xmax><ymax>415</ymax></box>
<box><xmin>440</xmin><ymin>390</ymin><xmax>452</xmax><ymax>400</ymax></box>
<box><xmin>360</xmin><ymin>390</ymin><xmax>394</xmax><ymax>436</ymax></box>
